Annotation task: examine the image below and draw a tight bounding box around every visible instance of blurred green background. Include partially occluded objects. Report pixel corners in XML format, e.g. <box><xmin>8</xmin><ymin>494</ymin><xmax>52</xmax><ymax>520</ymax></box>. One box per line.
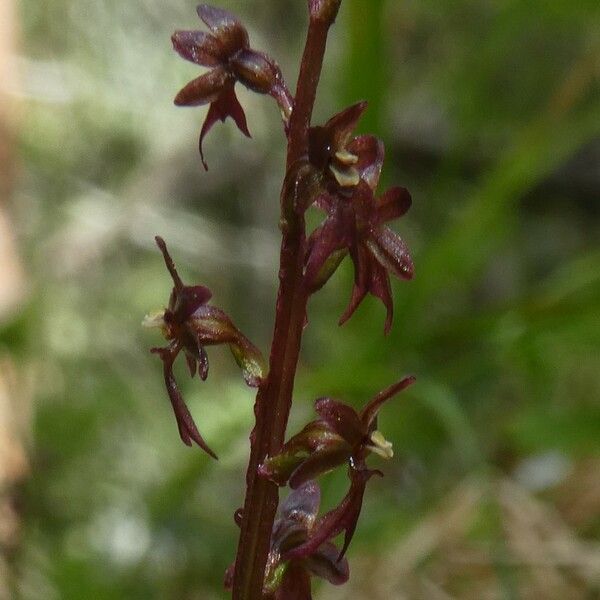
<box><xmin>1</xmin><ymin>0</ymin><xmax>599</xmax><ymax>598</ymax></box>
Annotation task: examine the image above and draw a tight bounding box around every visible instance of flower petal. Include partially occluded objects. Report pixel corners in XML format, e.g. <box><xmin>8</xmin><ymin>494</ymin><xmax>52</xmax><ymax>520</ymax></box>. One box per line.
<box><xmin>367</xmin><ymin>225</ymin><xmax>414</xmax><ymax>281</ymax></box>
<box><xmin>366</xmin><ymin>258</ymin><xmax>394</xmax><ymax>334</ymax></box>
<box><xmin>338</xmin><ymin>245</ymin><xmax>369</xmax><ymax>327</ymax></box>
<box><xmin>314</xmin><ymin>397</ymin><xmax>364</xmax><ymax>445</ymax></box>
<box><xmin>305</xmin><ymin>217</ymin><xmax>349</xmax><ymax>293</ymax></box>
<box><xmin>151</xmin><ymin>346</ymin><xmax>218</xmax><ymax>459</ymax></box>
<box><xmin>259</xmin><ymin>422</ymin><xmax>345</xmax><ymax>487</ymax></box>
<box><xmin>174</xmin><ymin>285</ymin><xmax>214</xmax><ymax>321</ymax></box>
<box><xmin>155</xmin><ymin>236</ymin><xmax>184</xmax><ymax>292</ymax></box>
<box><xmin>230</xmin><ymin>49</ymin><xmax>281</xmax><ymax>95</ymax></box>
<box><xmin>197</xmin><ymin>4</ymin><xmax>249</xmax><ymax>55</ymax></box>
<box><xmin>376</xmin><ymin>186</ymin><xmax>412</xmax><ymax>223</ymax></box>
<box><xmin>174</xmin><ymin>66</ymin><xmax>230</xmax><ymax>107</ymax></box>
<box><xmin>198</xmin><ymin>83</ymin><xmax>250</xmax><ymax>170</ymax></box>
<box><xmin>184</xmin><ymin>350</ymin><xmax>197</xmax><ymax>377</ymax></box>
<box><xmin>347</xmin><ymin>134</ymin><xmax>384</xmax><ymax>191</ymax></box>
<box><xmin>288</xmin><ymin>444</ymin><xmax>352</xmax><ymax>489</ymax></box>
<box><xmin>189</xmin><ymin>305</ymin><xmax>265</xmax><ymax>386</ymax></box>
<box><xmin>279</xmin><ymin>481</ymin><xmax>321</xmax><ymax>530</ymax></box>
<box><xmin>304</xmin><ymin>542</ymin><xmax>350</xmax><ymax>585</ymax></box>
<box><xmin>171</xmin><ymin>30</ymin><xmax>224</xmax><ymax>66</ymax></box>
<box><xmin>325</xmin><ymin>101</ymin><xmax>368</xmax><ymax>150</ymax></box>
<box><xmin>359</xmin><ymin>375</ymin><xmax>416</xmax><ymax>430</ymax></box>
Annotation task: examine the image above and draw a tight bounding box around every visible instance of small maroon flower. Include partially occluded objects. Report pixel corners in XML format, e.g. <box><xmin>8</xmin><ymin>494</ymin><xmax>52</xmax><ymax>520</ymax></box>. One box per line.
<box><xmin>259</xmin><ymin>376</ymin><xmax>415</xmax><ymax>488</ymax></box>
<box><xmin>225</xmin><ymin>481</ymin><xmax>349</xmax><ymax>599</ymax></box>
<box><xmin>173</xmin><ymin>4</ymin><xmax>293</xmax><ymax>169</ymax></box>
<box><xmin>305</xmin><ymin>179</ymin><xmax>414</xmax><ymax>332</ymax></box>
<box><xmin>144</xmin><ymin>236</ymin><xmax>265</xmax><ymax>458</ymax></box>
<box><xmin>308</xmin><ymin>101</ymin><xmax>383</xmax><ymax>189</ymax></box>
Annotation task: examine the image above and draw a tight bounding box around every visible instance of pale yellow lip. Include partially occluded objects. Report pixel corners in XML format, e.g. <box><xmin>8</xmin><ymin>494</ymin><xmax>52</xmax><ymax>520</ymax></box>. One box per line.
<box><xmin>142</xmin><ymin>310</ymin><xmax>166</xmax><ymax>329</ymax></box>
<box><xmin>335</xmin><ymin>149</ymin><xmax>359</xmax><ymax>165</ymax></box>
<box><xmin>329</xmin><ymin>162</ymin><xmax>360</xmax><ymax>187</ymax></box>
<box><xmin>366</xmin><ymin>430</ymin><xmax>394</xmax><ymax>459</ymax></box>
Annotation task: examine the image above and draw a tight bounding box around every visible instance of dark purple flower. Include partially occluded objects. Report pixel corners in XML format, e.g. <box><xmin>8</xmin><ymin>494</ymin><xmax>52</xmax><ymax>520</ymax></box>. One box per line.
<box><xmin>305</xmin><ymin>180</ymin><xmax>414</xmax><ymax>333</ymax></box>
<box><xmin>225</xmin><ymin>481</ymin><xmax>349</xmax><ymax>599</ymax></box>
<box><xmin>144</xmin><ymin>236</ymin><xmax>265</xmax><ymax>457</ymax></box>
<box><xmin>259</xmin><ymin>376</ymin><xmax>415</xmax><ymax>488</ymax></box>
<box><xmin>173</xmin><ymin>5</ymin><xmax>292</xmax><ymax>168</ymax></box>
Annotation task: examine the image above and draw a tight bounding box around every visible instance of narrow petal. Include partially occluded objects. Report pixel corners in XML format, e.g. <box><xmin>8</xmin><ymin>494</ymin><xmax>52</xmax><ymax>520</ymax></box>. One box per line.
<box><xmin>367</xmin><ymin>226</ymin><xmax>414</xmax><ymax>280</ymax></box>
<box><xmin>314</xmin><ymin>397</ymin><xmax>364</xmax><ymax>445</ymax></box>
<box><xmin>288</xmin><ymin>445</ymin><xmax>352</xmax><ymax>489</ymax></box>
<box><xmin>151</xmin><ymin>346</ymin><xmax>217</xmax><ymax>459</ymax></box>
<box><xmin>376</xmin><ymin>186</ymin><xmax>412</xmax><ymax>223</ymax></box>
<box><xmin>304</xmin><ymin>217</ymin><xmax>348</xmax><ymax>293</ymax></box>
<box><xmin>347</xmin><ymin>134</ymin><xmax>384</xmax><ymax>191</ymax></box>
<box><xmin>184</xmin><ymin>350</ymin><xmax>197</xmax><ymax>377</ymax></box>
<box><xmin>366</xmin><ymin>258</ymin><xmax>394</xmax><ymax>334</ymax></box>
<box><xmin>197</xmin><ymin>4</ymin><xmax>249</xmax><ymax>55</ymax></box>
<box><xmin>174</xmin><ymin>66</ymin><xmax>230</xmax><ymax>107</ymax></box>
<box><xmin>359</xmin><ymin>375</ymin><xmax>416</xmax><ymax>430</ymax></box>
<box><xmin>198</xmin><ymin>84</ymin><xmax>250</xmax><ymax>170</ymax></box>
<box><xmin>338</xmin><ymin>282</ymin><xmax>368</xmax><ymax>328</ymax></box>
<box><xmin>198</xmin><ymin>344</ymin><xmax>209</xmax><ymax>380</ymax></box>
<box><xmin>338</xmin><ymin>245</ymin><xmax>369</xmax><ymax>327</ymax></box>
<box><xmin>155</xmin><ymin>236</ymin><xmax>184</xmax><ymax>291</ymax></box>
<box><xmin>304</xmin><ymin>542</ymin><xmax>350</xmax><ymax>585</ymax></box>
<box><xmin>171</xmin><ymin>30</ymin><xmax>224</xmax><ymax>66</ymax></box>
<box><xmin>325</xmin><ymin>101</ymin><xmax>368</xmax><ymax>149</ymax></box>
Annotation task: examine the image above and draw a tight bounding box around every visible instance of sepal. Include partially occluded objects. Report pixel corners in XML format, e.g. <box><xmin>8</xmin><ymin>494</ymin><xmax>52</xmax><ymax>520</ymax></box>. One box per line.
<box><xmin>285</xmin><ymin>467</ymin><xmax>381</xmax><ymax>562</ymax></box>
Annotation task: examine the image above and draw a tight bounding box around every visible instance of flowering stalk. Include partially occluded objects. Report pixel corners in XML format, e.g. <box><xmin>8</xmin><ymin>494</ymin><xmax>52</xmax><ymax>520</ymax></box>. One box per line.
<box><xmin>147</xmin><ymin>1</ymin><xmax>416</xmax><ymax>598</ymax></box>
<box><xmin>231</xmin><ymin>5</ymin><xmax>341</xmax><ymax>597</ymax></box>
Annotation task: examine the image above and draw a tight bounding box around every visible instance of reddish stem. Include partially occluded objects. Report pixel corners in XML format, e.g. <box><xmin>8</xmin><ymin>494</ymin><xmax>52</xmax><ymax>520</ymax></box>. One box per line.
<box><xmin>231</xmin><ymin>8</ymin><xmax>338</xmax><ymax>600</ymax></box>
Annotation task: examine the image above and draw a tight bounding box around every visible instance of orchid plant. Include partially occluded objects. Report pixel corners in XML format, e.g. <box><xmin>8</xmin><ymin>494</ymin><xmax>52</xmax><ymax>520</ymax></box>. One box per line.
<box><xmin>145</xmin><ymin>2</ymin><xmax>415</xmax><ymax>598</ymax></box>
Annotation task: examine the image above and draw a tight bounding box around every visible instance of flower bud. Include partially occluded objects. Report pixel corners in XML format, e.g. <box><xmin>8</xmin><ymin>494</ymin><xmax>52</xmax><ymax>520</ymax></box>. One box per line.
<box><xmin>308</xmin><ymin>0</ymin><xmax>342</xmax><ymax>24</ymax></box>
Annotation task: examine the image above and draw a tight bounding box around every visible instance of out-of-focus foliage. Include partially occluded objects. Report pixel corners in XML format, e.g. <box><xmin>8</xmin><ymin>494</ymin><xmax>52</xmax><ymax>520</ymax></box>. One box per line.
<box><xmin>2</xmin><ymin>0</ymin><xmax>599</xmax><ymax>597</ymax></box>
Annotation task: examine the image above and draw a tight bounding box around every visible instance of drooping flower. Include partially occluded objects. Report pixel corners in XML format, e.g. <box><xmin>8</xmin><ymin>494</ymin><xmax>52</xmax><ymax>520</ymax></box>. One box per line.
<box><xmin>144</xmin><ymin>236</ymin><xmax>265</xmax><ymax>458</ymax></box>
<box><xmin>259</xmin><ymin>376</ymin><xmax>415</xmax><ymax>488</ymax></box>
<box><xmin>172</xmin><ymin>4</ymin><xmax>293</xmax><ymax>169</ymax></box>
<box><xmin>225</xmin><ymin>481</ymin><xmax>349</xmax><ymax>600</ymax></box>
